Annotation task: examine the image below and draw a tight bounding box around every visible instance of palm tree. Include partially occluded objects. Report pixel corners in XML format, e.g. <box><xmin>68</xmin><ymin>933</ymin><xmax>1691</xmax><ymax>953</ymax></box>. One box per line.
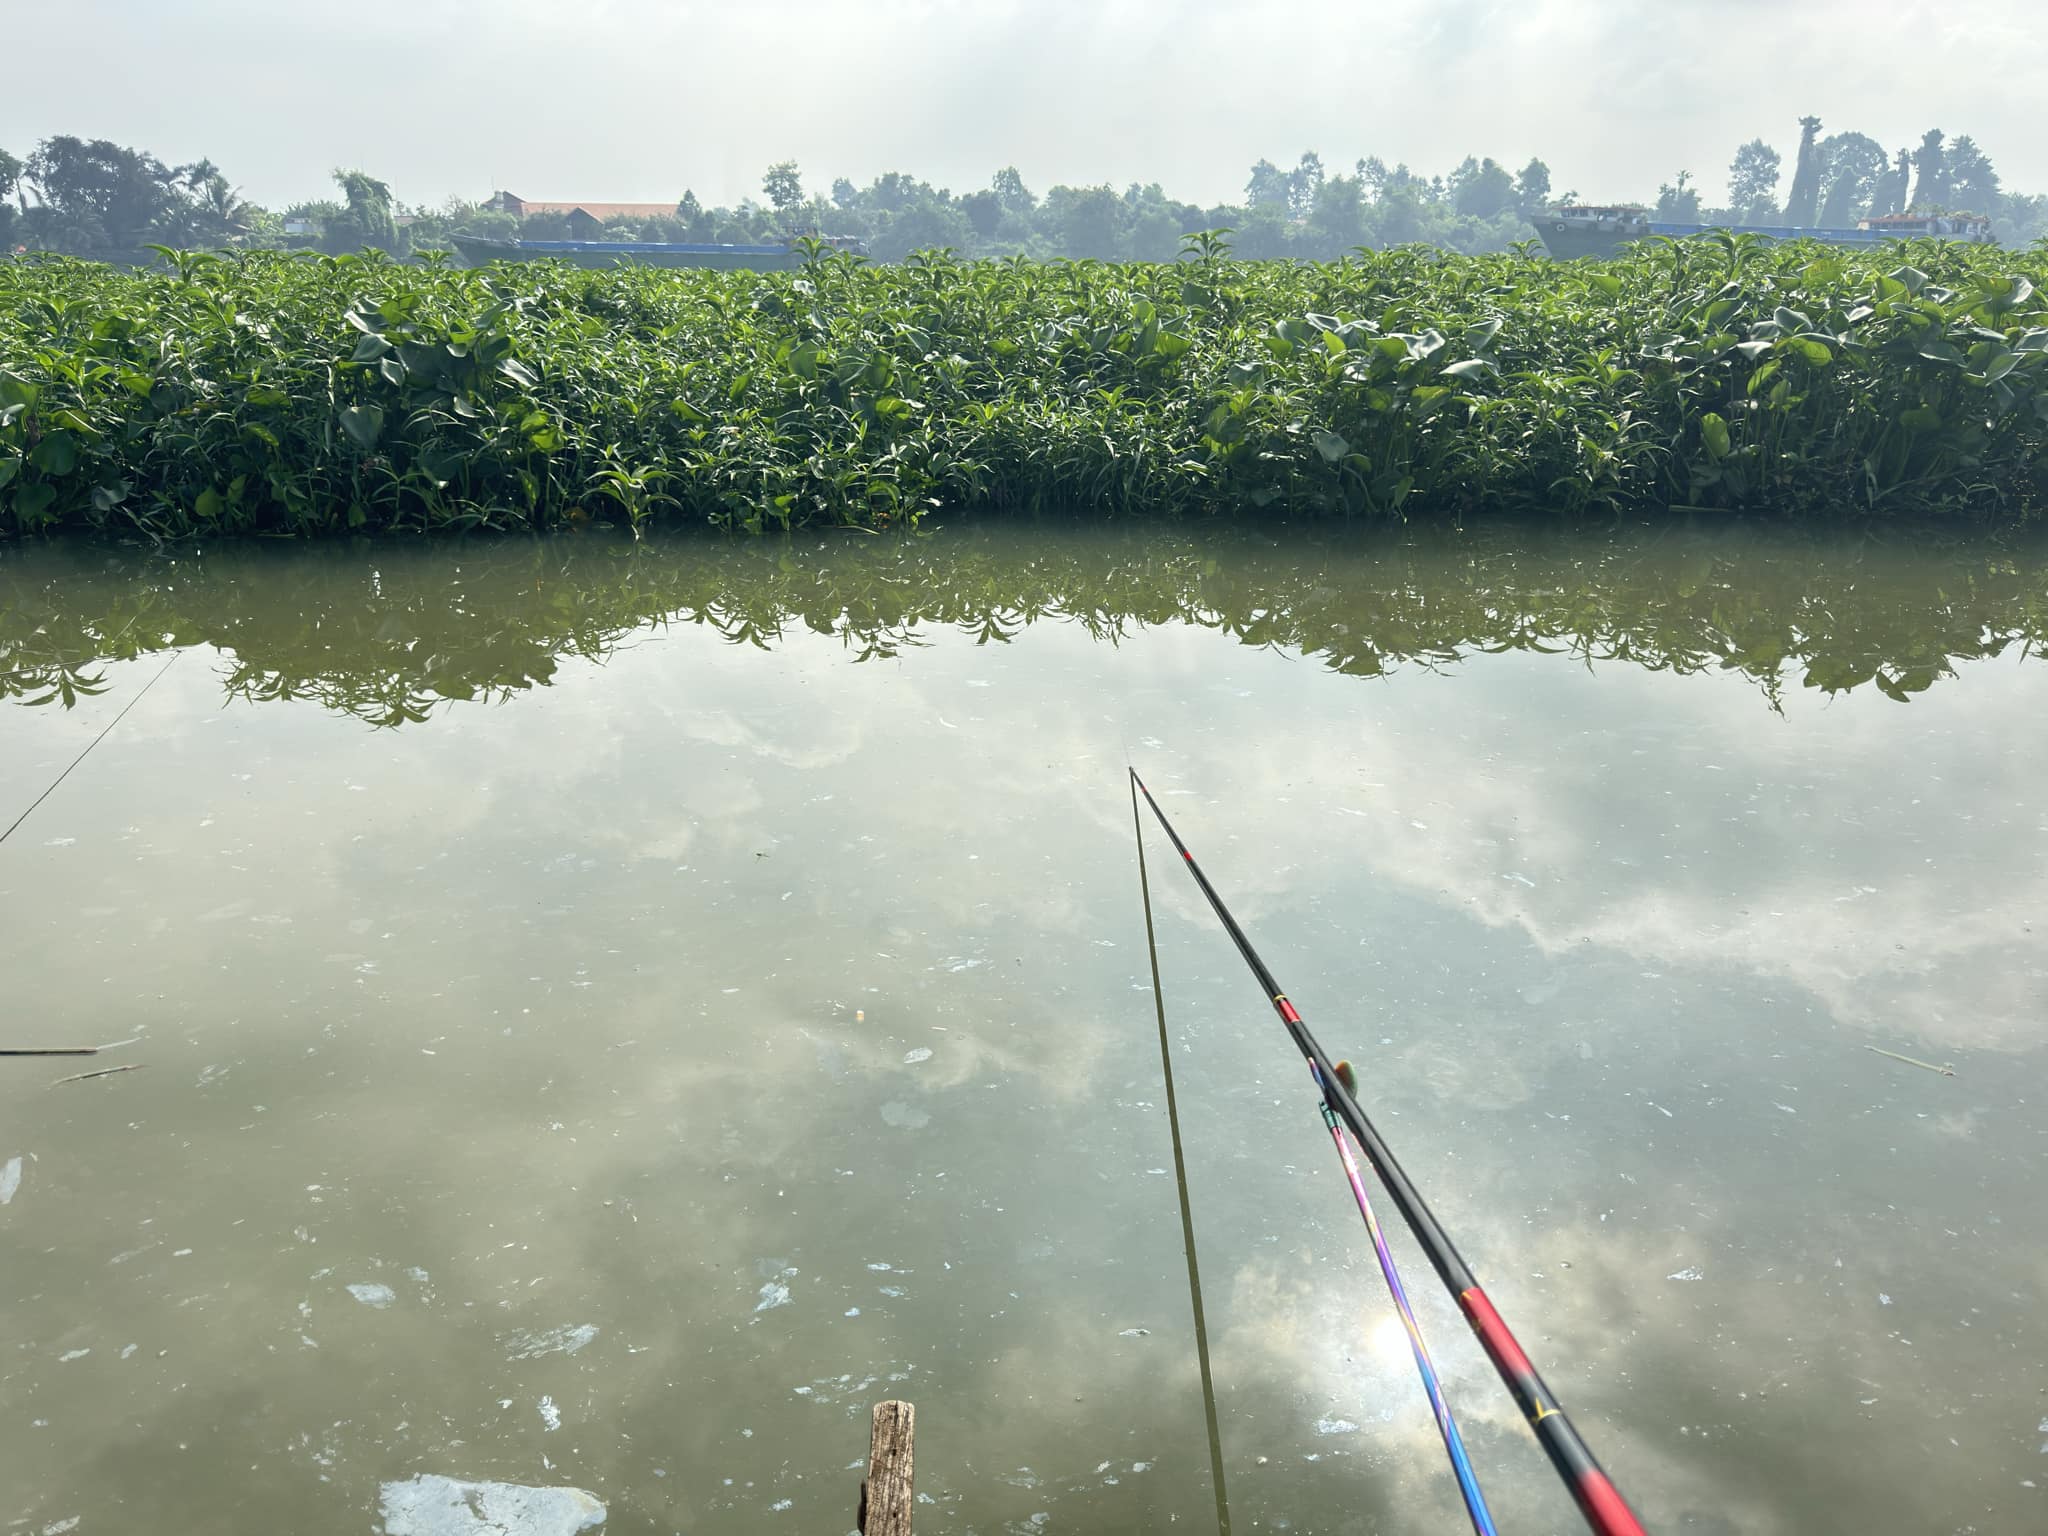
<box><xmin>200</xmin><ymin>173</ymin><xmax>251</xmax><ymax>240</ymax></box>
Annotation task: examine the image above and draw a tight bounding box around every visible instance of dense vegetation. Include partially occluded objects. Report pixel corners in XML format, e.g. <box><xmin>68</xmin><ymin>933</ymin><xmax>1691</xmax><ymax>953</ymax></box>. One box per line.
<box><xmin>5</xmin><ymin>119</ymin><xmax>2046</xmax><ymax>265</ymax></box>
<box><xmin>7</xmin><ymin>523</ymin><xmax>2045</xmax><ymax>724</ymax></box>
<box><xmin>3</xmin><ymin>234</ymin><xmax>2045</xmax><ymax>537</ymax></box>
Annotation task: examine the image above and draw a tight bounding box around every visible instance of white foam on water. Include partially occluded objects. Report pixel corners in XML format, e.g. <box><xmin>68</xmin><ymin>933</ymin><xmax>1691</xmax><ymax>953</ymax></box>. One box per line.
<box><xmin>59</xmin><ymin>1348</ymin><xmax>90</xmax><ymax>1362</ymax></box>
<box><xmin>1</xmin><ymin>1156</ymin><xmax>22</xmax><ymax>1206</ymax></box>
<box><xmin>1667</xmin><ymin>1267</ymin><xmax>1704</xmax><ymax>1282</ymax></box>
<box><xmin>348</xmin><ymin>1283</ymin><xmax>397</xmax><ymax>1309</ymax></box>
<box><xmin>378</xmin><ymin>1474</ymin><xmax>604</xmax><ymax>1535</ymax></box>
<box><xmin>539</xmin><ymin>1396</ymin><xmax>561</xmax><ymax>1432</ymax></box>
<box><xmin>903</xmin><ymin>1048</ymin><xmax>933</xmax><ymax>1065</ymax></box>
<box><xmin>754</xmin><ymin>1282</ymin><xmax>791</xmax><ymax>1313</ymax></box>
<box><xmin>1314</xmin><ymin>1416</ymin><xmax>1360</xmax><ymax>1435</ymax></box>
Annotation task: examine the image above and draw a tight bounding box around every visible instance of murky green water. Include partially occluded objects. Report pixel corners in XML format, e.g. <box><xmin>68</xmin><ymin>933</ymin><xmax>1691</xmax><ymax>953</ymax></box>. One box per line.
<box><xmin>3</xmin><ymin>521</ymin><xmax>2045</xmax><ymax>1536</ymax></box>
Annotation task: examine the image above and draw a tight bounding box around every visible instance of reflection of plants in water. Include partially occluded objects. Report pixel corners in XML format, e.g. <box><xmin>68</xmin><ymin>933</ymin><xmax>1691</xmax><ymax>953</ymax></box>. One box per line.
<box><xmin>3</xmin><ymin>522</ymin><xmax>2045</xmax><ymax>725</ymax></box>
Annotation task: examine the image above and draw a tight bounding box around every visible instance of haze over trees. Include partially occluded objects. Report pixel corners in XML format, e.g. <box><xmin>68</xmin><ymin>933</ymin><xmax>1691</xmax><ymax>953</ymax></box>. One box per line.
<box><xmin>4</xmin><ymin>118</ymin><xmax>2045</xmax><ymax>263</ymax></box>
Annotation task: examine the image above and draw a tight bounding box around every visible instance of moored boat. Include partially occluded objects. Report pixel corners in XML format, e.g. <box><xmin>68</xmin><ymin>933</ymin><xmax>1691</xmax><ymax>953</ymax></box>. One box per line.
<box><xmin>1536</xmin><ymin>203</ymin><xmax>1995</xmax><ymax>259</ymax></box>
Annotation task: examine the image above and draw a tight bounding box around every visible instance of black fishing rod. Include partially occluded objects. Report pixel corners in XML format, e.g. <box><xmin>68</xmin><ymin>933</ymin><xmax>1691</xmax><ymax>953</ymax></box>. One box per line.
<box><xmin>1129</xmin><ymin>768</ymin><xmax>1648</xmax><ymax>1536</ymax></box>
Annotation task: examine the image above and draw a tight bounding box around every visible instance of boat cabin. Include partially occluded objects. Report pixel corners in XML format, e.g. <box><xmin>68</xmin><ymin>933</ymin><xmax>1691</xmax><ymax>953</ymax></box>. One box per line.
<box><xmin>1549</xmin><ymin>204</ymin><xmax>1651</xmax><ymax>230</ymax></box>
<box><xmin>1856</xmin><ymin>212</ymin><xmax>1995</xmax><ymax>242</ymax></box>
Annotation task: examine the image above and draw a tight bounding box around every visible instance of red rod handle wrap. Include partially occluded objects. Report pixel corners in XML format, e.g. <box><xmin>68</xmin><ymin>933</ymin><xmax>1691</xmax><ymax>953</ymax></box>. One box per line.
<box><xmin>1460</xmin><ymin>1288</ymin><xmax>1647</xmax><ymax>1536</ymax></box>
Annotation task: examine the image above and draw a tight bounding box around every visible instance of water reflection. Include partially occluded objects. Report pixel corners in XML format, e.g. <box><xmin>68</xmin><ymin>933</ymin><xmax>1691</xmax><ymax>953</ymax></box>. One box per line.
<box><xmin>1</xmin><ymin>521</ymin><xmax>2044</xmax><ymax>1536</ymax></box>
<box><xmin>5</xmin><ymin>518</ymin><xmax>2047</xmax><ymax>724</ymax></box>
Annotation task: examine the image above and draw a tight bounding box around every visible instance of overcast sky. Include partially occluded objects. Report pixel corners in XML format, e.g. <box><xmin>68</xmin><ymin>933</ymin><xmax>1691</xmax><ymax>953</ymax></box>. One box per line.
<box><xmin>6</xmin><ymin>0</ymin><xmax>2043</xmax><ymax>212</ymax></box>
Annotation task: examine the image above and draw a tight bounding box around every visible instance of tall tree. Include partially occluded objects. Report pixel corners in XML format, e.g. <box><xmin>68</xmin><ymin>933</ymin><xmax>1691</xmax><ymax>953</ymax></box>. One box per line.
<box><xmin>1045</xmin><ymin>182</ymin><xmax>1129</xmax><ymax>258</ymax></box>
<box><xmin>1944</xmin><ymin>135</ymin><xmax>1999</xmax><ymax>213</ymax></box>
<box><xmin>1287</xmin><ymin>152</ymin><xmax>1325</xmax><ymax>219</ymax></box>
<box><xmin>325</xmin><ymin>168</ymin><xmax>397</xmax><ymax>253</ymax></box>
<box><xmin>0</xmin><ymin>147</ymin><xmax>19</xmax><ymax>202</ymax></box>
<box><xmin>1452</xmin><ymin>157</ymin><xmax>1516</xmax><ymax>219</ymax></box>
<box><xmin>1514</xmin><ymin>157</ymin><xmax>1552</xmax><ymax>211</ymax></box>
<box><xmin>1244</xmin><ymin>159</ymin><xmax>1290</xmax><ymax>210</ymax></box>
<box><xmin>761</xmin><ymin>161</ymin><xmax>803</xmax><ymax>214</ymax></box>
<box><xmin>1871</xmin><ymin>148</ymin><xmax>1912</xmax><ymax>215</ymax></box>
<box><xmin>22</xmin><ymin>136</ymin><xmax>188</xmax><ymax>251</ymax></box>
<box><xmin>1909</xmin><ymin>129</ymin><xmax>1948</xmax><ymax>210</ymax></box>
<box><xmin>1814</xmin><ymin>132</ymin><xmax>1889</xmax><ymax>226</ymax></box>
<box><xmin>1307</xmin><ymin>171</ymin><xmax>1367</xmax><ymax>251</ymax></box>
<box><xmin>1782</xmin><ymin>116</ymin><xmax>1823</xmax><ymax>226</ymax></box>
<box><xmin>1654</xmin><ymin>170</ymin><xmax>1702</xmax><ymax>222</ymax></box>
<box><xmin>990</xmin><ymin>166</ymin><xmax>1035</xmax><ymax>215</ymax></box>
<box><xmin>1726</xmin><ymin>139</ymin><xmax>1782</xmax><ymax>223</ymax></box>
<box><xmin>960</xmin><ymin>189</ymin><xmax>1002</xmax><ymax>239</ymax></box>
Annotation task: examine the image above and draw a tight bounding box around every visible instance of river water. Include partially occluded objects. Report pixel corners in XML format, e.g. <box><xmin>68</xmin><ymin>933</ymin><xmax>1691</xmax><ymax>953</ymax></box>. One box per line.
<box><xmin>2</xmin><ymin>521</ymin><xmax>2044</xmax><ymax>1536</ymax></box>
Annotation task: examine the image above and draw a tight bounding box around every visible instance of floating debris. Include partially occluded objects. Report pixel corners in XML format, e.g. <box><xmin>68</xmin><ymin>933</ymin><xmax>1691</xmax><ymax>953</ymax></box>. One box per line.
<box><xmin>50</xmin><ymin>1063</ymin><xmax>144</xmax><ymax>1087</ymax></box>
<box><xmin>903</xmin><ymin>1048</ymin><xmax>934</xmax><ymax>1065</ymax></box>
<box><xmin>348</xmin><ymin>1283</ymin><xmax>397</xmax><ymax>1309</ymax></box>
<box><xmin>0</xmin><ymin>1155</ymin><xmax>20</xmax><ymax>1205</ymax></box>
<box><xmin>378</xmin><ymin>1474</ymin><xmax>604</xmax><ymax>1536</ymax></box>
<box><xmin>503</xmin><ymin>1324</ymin><xmax>599</xmax><ymax>1360</ymax></box>
<box><xmin>538</xmin><ymin>1395</ymin><xmax>561</xmax><ymax>1432</ymax></box>
<box><xmin>1861</xmin><ymin>1045</ymin><xmax>1956</xmax><ymax>1077</ymax></box>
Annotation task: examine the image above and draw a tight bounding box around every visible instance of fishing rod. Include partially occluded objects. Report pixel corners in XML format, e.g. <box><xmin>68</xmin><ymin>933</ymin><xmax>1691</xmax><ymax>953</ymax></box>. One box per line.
<box><xmin>1130</xmin><ymin>768</ymin><xmax>1648</xmax><ymax>1536</ymax></box>
<box><xmin>1135</xmin><ymin>771</ymin><xmax>1486</xmax><ymax>1533</ymax></box>
<box><xmin>1129</xmin><ymin>778</ymin><xmax>1233</xmax><ymax>1536</ymax></box>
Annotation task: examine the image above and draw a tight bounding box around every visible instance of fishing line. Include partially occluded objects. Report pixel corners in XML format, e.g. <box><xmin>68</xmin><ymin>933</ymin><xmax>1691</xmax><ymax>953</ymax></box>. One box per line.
<box><xmin>1130</xmin><ymin>767</ymin><xmax>1647</xmax><ymax>1536</ymax></box>
<box><xmin>0</xmin><ymin>651</ymin><xmax>181</xmax><ymax>851</ymax></box>
<box><xmin>1130</xmin><ymin>772</ymin><xmax>1232</xmax><ymax>1536</ymax></box>
<box><xmin>1310</xmin><ymin>1059</ymin><xmax>1497</xmax><ymax>1536</ymax></box>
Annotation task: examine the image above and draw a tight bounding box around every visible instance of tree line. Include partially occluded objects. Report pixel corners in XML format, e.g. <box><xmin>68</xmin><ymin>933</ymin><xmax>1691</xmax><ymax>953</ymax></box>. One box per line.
<box><xmin>4</xmin><ymin>121</ymin><xmax>2044</xmax><ymax>265</ymax></box>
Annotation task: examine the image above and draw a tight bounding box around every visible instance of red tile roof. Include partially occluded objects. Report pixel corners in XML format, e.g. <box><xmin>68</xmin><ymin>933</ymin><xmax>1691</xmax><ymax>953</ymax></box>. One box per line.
<box><xmin>495</xmin><ymin>195</ymin><xmax>679</xmax><ymax>220</ymax></box>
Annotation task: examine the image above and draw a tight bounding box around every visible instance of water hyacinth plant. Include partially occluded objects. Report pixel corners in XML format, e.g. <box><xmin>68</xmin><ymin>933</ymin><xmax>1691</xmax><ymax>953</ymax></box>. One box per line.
<box><xmin>1</xmin><ymin>233</ymin><xmax>2045</xmax><ymax>536</ymax></box>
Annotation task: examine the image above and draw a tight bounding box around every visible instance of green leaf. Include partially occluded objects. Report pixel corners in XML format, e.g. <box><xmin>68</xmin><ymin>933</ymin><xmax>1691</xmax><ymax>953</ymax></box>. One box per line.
<box><xmin>338</xmin><ymin>405</ymin><xmax>384</xmax><ymax>450</ymax></box>
<box><xmin>1312</xmin><ymin>429</ymin><xmax>1350</xmax><ymax>463</ymax></box>
<box><xmin>1588</xmin><ymin>274</ymin><xmax>1623</xmax><ymax>299</ymax></box>
<box><xmin>379</xmin><ymin>356</ymin><xmax>407</xmax><ymax>387</ymax></box>
<box><xmin>1442</xmin><ymin>359</ymin><xmax>1495</xmax><ymax>382</ymax></box>
<box><xmin>1154</xmin><ymin>332</ymin><xmax>1192</xmax><ymax>361</ymax></box>
<box><xmin>0</xmin><ymin>457</ymin><xmax>18</xmax><ymax>491</ymax></box>
<box><xmin>0</xmin><ymin>371</ymin><xmax>38</xmax><ymax>411</ymax></box>
<box><xmin>14</xmin><ymin>481</ymin><xmax>56</xmax><ymax>523</ymax></box>
<box><xmin>1700</xmin><ymin>412</ymin><xmax>1731</xmax><ymax>459</ymax></box>
<box><xmin>195</xmin><ymin>487</ymin><xmax>224</xmax><ymax>520</ymax></box>
<box><xmin>351</xmin><ymin>333</ymin><xmax>393</xmax><ymax>363</ymax></box>
<box><xmin>1899</xmin><ymin>407</ymin><xmax>1943</xmax><ymax>432</ymax></box>
<box><xmin>30</xmin><ymin>430</ymin><xmax>78</xmax><ymax>477</ymax></box>
<box><xmin>499</xmin><ymin>358</ymin><xmax>540</xmax><ymax>389</ymax></box>
<box><xmin>1794</xmin><ymin>339</ymin><xmax>1833</xmax><ymax>366</ymax></box>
